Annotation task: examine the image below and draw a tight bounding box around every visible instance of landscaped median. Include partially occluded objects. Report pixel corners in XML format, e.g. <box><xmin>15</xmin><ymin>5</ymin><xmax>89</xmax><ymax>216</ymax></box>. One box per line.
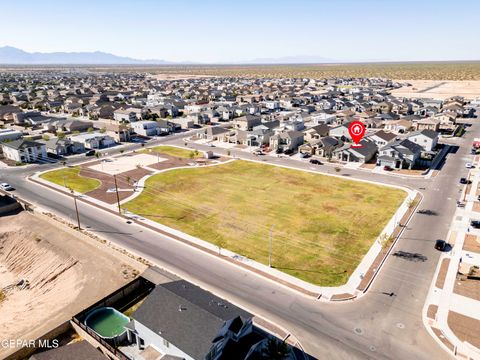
<box><xmin>122</xmin><ymin>160</ymin><xmax>407</xmax><ymax>287</ymax></box>
<box><xmin>39</xmin><ymin>166</ymin><xmax>101</xmax><ymax>193</ymax></box>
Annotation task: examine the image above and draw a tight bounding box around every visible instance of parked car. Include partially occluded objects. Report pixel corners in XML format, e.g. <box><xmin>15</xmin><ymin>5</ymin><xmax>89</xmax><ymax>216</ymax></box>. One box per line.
<box><xmin>284</xmin><ymin>149</ymin><xmax>294</xmax><ymax>155</ymax></box>
<box><xmin>466</xmin><ymin>163</ymin><xmax>474</xmax><ymax>169</ymax></box>
<box><xmin>434</xmin><ymin>240</ymin><xmax>448</xmax><ymax>251</ymax></box>
<box><xmin>460</xmin><ymin>177</ymin><xmax>471</xmax><ymax>184</ymax></box>
<box><xmin>207</xmin><ymin>143</ymin><xmax>215</xmax><ymax>147</ymax></box>
<box><xmin>457</xmin><ymin>201</ymin><xmax>466</xmax><ymax>208</ymax></box>
<box><xmin>299</xmin><ymin>153</ymin><xmax>311</xmax><ymax>158</ymax></box>
<box><xmin>0</xmin><ymin>183</ymin><xmax>14</xmax><ymax>191</ymax></box>
<box><xmin>252</xmin><ymin>150</ymin><xmax>263</xmax><ymax>155</ymax></box>
<box><xmin>85</xmin><ymin>150</ymin><xmax>96</xmax><ymax>157</ymax></box>
<box><xmin>470</xmin><ymin>220</ymin><xmax>480</xmax><ymax>228</ymax></box>
<box><xmin>309</xmin><ymin>159</ymin><xmax>322</xmax><ymax>165</ymax></box>
<box><xmin>383</xmin><ymin>165</ymin><xmax>393</xmax><ymax>171</ymax></box>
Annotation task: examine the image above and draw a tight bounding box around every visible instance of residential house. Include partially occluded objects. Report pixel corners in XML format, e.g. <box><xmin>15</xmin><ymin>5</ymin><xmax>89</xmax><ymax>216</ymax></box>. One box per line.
<box><xmin>69</xmin><ymin>133</ymin><xmax>115</xmax><ymax>149</ymax></box>
<box><xmin>413</xmin><ymin>117</ymin><xmax>440</xmax><ymax>132</ymax></box>
<box><xmin>131</xmin><ymin>120</ymin><xmax>170</xmax><ymax>137</ymax></box>
<box><xmin>124</xmin><ymin>280</ymin><xmax>287</xmax><ymax>360</ymax></box>
<box><xmin>383</xmin><ymin>119</ymin><xmax>412</xmax><ymax>134</ymax></box>
<box><xmin>377</xmin><ymin>139</ymin><xmax>423</xmax><ymax>169</ymax></box>
<box><xmin>269</xmin><ymin>130</ymin><xmax>304</xmax><ymax>153</ymax></box>
<box><xmin>1</xmin><ymin>139</ymin><xmax>47</xmax><ymax>163</ymax></box>
<box><xmin>367</xmin><ymin>130</ymin><xmax>397</xmax><ymax>147</ymax></box>
<box><xmin>233</xmin><ymin>115</ymin><xmax>261</xmax><ymax>131</ymax></box>
<box><xmin>329</xmin><ymin>124</ymin><xmax>351</xmax><ymax>140</ymax></box>
<box><xmin>0</xmin><ymin>128</ymin><xmax>23</xmax><ymax>142</ymax></box>
<box><xmin>171</xmin><ymin>117</ymin><xmax>194</xmax><ymax>130</ymax></box>
<box><xmin>333</xmin><ymin>140</ymin><xmax>377</xmax><ymax>163</ymax></box>
<box><xmin>200</xmin><ymin>126</ymin><xmax>230</xmax><ymax>142</ymax></box>
<box><xmin>105</xmin><ymin>123</ymin><xmax>133</xmax><ymax>142</ymax></box>
<box><xmin>406</xmin><ymin>130</ymin><xmax>438</xmax><ymax>151</ymax></box>
<box><xmin>42</xmin><ymin>137</ymin><xmax>85</xmax><ymax>155</ymax></box>
<box><xmin>114</xmin><ymin>108</ymin><xmax>140</xmax><ymax>123</ymax></box>
<box><xmin>303</xmin><ymin>124</ymin><xmax>330</xmax><ymax>142</ymax></box>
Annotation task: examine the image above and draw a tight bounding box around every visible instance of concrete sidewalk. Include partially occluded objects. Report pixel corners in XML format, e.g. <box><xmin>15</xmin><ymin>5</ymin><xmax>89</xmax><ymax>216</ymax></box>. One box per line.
<box><xmin>423</xmin><ymin>157</ymin><xmax>480</xmax><ymax>360</ymax></box>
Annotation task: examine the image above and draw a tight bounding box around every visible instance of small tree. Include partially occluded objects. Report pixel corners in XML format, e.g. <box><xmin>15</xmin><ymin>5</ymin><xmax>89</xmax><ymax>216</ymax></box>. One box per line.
<box><xmin>100</xmin><ymin>127</ymin><xmax>106</xmax><ymax>134</ymax></box>
<box><xmin>57</xmin><ymin>131</ymin><xmax>65</xmax><ymax>140</ymax></box>
<box><xmin>87</xmin><ymin>127</ymin><xmax>94</xmax><ymax>133</ymax></box>
<box><xmin>189</xmin><ymin>151</ymin><xmax>195</xmax><ymax>159</ymax></box>
<box><xmin>42</xmin><ymin>134</ymin><xmax>50</xmax><ymax>141</ymax></box>
<box><xmin>227</xmin><ymin>150</ymin><xmax>231</xmax><ymax>156</ymax></box>
<box><xmin>94</xmin><ymin>151</ymin><xmax>100</xmax><ymax>159</ymax></box>
<box><xmin>261</xmin><ymin>338</ymin><xmax>290</xmax><ymax>360</ymax></box>
<box><xmin>407</xmin><ymin>198</ymin><xmax>418</xmax><ymax>209</ymax></box>
<box><xmin>334</xmin><ymin>167</ymin><xmax>341</xmax><ymax>173</ymax></box>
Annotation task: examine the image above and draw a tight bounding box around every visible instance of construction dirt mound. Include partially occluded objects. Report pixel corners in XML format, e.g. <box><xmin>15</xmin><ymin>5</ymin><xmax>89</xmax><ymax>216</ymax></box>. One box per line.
<box><xmin>0</xmin><ymin>229</ymin><xmax>82</xmax><ymax>342</ymax></box>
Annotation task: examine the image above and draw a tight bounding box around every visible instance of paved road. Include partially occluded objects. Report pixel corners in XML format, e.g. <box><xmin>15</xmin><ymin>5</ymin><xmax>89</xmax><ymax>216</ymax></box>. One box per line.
<box><xmin>1</xmin><ymin>123</ymin><xmax>476</xmax><ymax>359</ymax></box>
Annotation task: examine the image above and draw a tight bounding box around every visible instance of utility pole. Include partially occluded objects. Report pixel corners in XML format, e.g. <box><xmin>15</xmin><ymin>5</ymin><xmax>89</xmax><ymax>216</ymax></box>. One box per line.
<box><xmin>269</xmin><ymin>225</ymin><xmax>274</xmax><ymax>268</ymax></box>
<box><xmin>113</xmin><ymin>174</ymin><xmax>121</xmax><ymax>214</ymax></box>
<box><xmin>71</xmin><ymin>190</ymin><xmax>81</xmax><ymax>230</ymax></box>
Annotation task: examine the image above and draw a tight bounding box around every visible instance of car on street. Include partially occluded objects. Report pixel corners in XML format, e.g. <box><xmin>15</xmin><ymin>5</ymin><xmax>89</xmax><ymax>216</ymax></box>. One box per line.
<box><xmin>207</xmin><ymin>143</ymin><xmax>215</xmax><ymax>147</ymax></box>
<box><xmin>309</xmin><ymin>159</ymin><xmax>322</xmax><ymax>165</ymax></box>
<box><xmin>434</xmin><ymin>240</ymin><xmax>448</xmax><ymax>251</ymax></box>
<box><xmin>85</xmin><ymin>150</ymin><xmax>96</xmax><ymax>156</ymax></box>
<box><xmin>466</xmin><ymin>163</ymin><xmax>474</xmax><ymax>168</ymax></box>
<box><xmin>460</xmin><ymin>177</ymin><xmax>471</xmax><ymax>184</ymax></box>
<box><xmin>0</xmin><ymin>183</ymin><xmax>14</xmax><ymax>191</ymax></box>
<box><xmin>383</xmin><ymin>165</ymin><xmax>393</xmax><ymax>171</ymax></box>
<box><xmin>470</xmin><ymin>220</ymin><xmax>480</xmax><ymax>228</ymax></box>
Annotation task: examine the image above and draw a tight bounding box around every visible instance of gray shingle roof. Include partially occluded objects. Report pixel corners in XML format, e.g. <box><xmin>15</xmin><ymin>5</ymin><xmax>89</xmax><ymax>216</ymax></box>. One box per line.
<box><xmin>131</xmin><ymin>280</ymin><xmax>251</xmax><ymax>360</ymax></box>
<box><xmin>29</xmin><ymin>341</ymin><xmax>106</xmax><ymax>360</ymax></box>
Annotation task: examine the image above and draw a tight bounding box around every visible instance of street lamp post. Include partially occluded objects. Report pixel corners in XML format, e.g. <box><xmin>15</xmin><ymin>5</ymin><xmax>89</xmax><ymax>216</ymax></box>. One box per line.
<box><xmin>71</xmin><ymin>190</ymin><xmax>81</xmax><ymax>230</ymax></box>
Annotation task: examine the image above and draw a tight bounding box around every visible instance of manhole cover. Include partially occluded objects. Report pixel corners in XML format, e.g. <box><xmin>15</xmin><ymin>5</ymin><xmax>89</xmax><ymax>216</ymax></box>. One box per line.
<box><xmin>369</xmin><ymin>346</ymin><xmax>376</xmax><ymax>352</ymax></box>
<box><xmin>396</xmin><ymin>322</ymin><xmax>405</xmax><ymax>329</ymax></box>
<box><xmin>354</xmin><ymin>327</ymin><xmax>364</xmax><ymax>335</ymax></box>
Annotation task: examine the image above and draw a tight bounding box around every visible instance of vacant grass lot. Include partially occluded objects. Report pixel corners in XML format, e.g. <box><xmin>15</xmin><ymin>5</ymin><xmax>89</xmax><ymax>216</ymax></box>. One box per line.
<box><xmin>145</xmin><ymin>146</ymin><xmax>202</xmax><ymax>159</ymax></box>
<box><xmin>40</xmin><ymin>167</ymin><xmax>101</xmax><ymax>193</ymax></box>
<box><xmin>123</xmin><ymin>160</ymin><xmax>406</xmax><ymax>286</ymax></box>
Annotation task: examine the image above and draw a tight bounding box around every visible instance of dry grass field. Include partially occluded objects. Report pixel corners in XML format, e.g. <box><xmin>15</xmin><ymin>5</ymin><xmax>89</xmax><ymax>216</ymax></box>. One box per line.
<box><xmin>137</xmin><ymin>62</ymin><xmax>480</xmax><ymax>80</ymax></box>
<box><xmin>123</xmin><ymin>160</ymin><xmax>406</xmax><ymax>286</ymax></box>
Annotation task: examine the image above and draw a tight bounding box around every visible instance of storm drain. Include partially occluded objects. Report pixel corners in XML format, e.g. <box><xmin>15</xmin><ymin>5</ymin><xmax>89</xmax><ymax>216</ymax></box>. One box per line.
<box><xmin>354</xmin><ymin>327</ymin><xmax>364</xmax><ymax>335</ymax></box>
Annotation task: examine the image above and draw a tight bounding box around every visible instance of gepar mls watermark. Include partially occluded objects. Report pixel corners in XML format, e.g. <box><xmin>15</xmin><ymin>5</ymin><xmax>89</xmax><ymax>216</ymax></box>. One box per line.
<box><xmin>1</xmin><ymin>339</ymin><xmax>59</xmax><ymax>349</ymax></box>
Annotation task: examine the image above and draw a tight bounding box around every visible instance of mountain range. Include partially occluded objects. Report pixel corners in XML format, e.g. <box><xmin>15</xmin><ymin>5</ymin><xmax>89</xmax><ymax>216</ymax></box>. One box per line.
<box><xmin>0</xmin><ymin>46</ymin><xmax>336</xmax><ymax>65</ymax></box>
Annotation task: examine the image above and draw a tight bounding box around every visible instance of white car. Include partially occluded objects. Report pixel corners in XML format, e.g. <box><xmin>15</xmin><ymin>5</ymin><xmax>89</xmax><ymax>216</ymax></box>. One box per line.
<box><xmin>0</xmin><ymin>183</ymin><xmax>14</xmax><ymax>191</ymax></box>
<box><xmin>466</xmin><ymin>163</ymin><xmax>474</xmax><ymax>169</ymax></box>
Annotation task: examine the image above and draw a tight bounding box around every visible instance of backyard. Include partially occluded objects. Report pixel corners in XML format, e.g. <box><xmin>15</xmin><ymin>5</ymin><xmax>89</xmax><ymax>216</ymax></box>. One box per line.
<box><xmin>123</xmin><ymin>160</ymin><xmax>406</xmax><ymax>286</ymax></box>
<box><xmin>40</xmin><ymin>166</ymin><xmax>101</xmax><ymax>193</ymax></box>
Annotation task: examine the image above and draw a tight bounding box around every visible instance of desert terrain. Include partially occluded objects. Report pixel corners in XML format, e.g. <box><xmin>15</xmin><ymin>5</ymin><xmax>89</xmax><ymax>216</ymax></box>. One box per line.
<box><xmin>0</xmin><ymin>211</ymin><xmax>146</xmax><ymax>358</ymax></box>
<box><xmin>391</xmin><ymin>80</ymin><xmax>480</xmax><ymax>100</ymax></box>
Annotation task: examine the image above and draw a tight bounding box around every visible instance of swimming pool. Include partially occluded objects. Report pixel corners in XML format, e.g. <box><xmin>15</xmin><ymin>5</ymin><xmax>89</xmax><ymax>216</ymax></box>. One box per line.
<box><xmin>84</xmin><ymin>307</ymin><xmax>130</xmax><ymax>339</ymax></box>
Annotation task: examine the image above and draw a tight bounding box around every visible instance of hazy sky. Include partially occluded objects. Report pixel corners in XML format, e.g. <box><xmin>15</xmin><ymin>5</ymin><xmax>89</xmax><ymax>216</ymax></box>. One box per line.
<box><xmin>2</xmin><ymin>0</ymin><xmax>479</xmax><ymax>63</ymax></box>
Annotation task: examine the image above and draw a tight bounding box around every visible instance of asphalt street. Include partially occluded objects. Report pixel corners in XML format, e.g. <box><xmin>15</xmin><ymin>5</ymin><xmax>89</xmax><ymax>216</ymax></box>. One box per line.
<box><xmin>1</xmin><ymin>122</ymin><xmax>476</xmax><ymax>360</ymax></box>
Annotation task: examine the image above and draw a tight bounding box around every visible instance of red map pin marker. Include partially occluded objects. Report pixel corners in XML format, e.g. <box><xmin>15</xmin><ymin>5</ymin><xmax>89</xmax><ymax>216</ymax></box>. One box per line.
<box><xmin>348</xmin><ymin>121</ymin><xmax>366</xmax><ymax>148</ymax></box>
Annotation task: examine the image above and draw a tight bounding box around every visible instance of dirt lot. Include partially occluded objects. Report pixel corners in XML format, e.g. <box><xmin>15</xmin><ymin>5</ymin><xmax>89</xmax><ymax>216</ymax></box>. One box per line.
<box><xmin>0</xmin><ymin>211</ymin><xmax>146</xmax><ymax>358</ymax></box>
<box><xmin>448</xmin><ymin>311</ymin><xmax>480</xmax><ymax>349</ymax></box>
<box><xmin>391</xmin><ymin>80</ymin><xmax>480</xmax><ymax>100</ymax></box>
